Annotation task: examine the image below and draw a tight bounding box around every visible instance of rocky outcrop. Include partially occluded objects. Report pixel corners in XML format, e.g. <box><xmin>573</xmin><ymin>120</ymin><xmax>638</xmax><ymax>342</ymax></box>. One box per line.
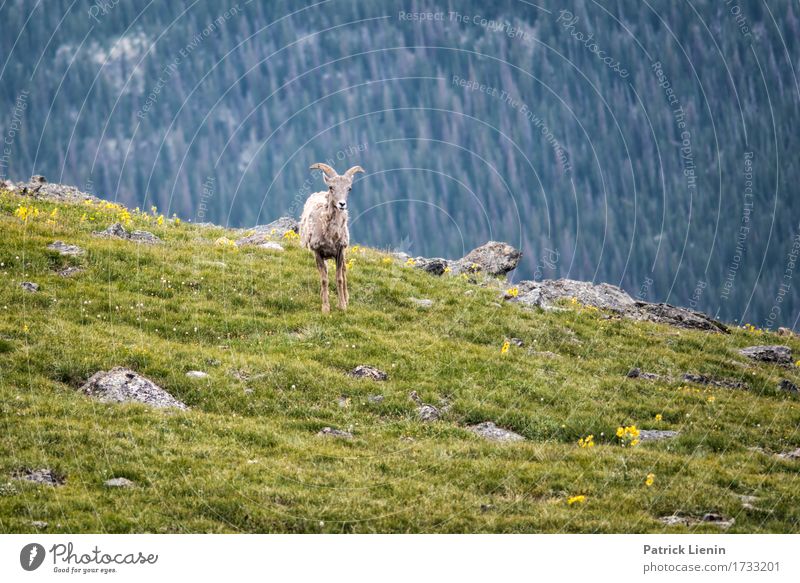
<box><xmin>93</xmin><ymin>223</ymin><xmax>160</xmax><ymax>244</ymax></box>
<box><xmin>2</xmin><ymin>175</ymin><xmax>99</xmax><ymax>204</ymax></box>
<box><xmin>508</xmin><ymin>279</ymin><xmax>728</xmax><ymax>333</ymax></box>
<box><xmin>80</xmin><ymin>367</ymin><xmax>188</xmax><ymax>410</ymax></box>
<box><xmin>739</xmin><ymin>345</ymin><xmax>793</xmax><ymax>365</ymax></box>
<box><xmin>235</xmin><ymin>217</ymin><xmax>298</xmax><ymax>246</ymax></box>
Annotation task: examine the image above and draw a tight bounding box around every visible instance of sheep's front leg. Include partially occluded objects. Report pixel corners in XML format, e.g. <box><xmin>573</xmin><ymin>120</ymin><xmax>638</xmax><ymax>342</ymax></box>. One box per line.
<box><xmin>335</xmin><ymin>248</ymin><xmax>347</xmax><ymax>310</ymax></box>
<box><xmin>315</xmin><ymin>252</ymin><xmax>330</xmax><ymax>313</ymax></box>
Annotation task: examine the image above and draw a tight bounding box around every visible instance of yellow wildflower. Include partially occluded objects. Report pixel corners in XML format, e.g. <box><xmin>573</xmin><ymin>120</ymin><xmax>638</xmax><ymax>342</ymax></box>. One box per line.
<box><xmin>617</xmin><ymin>425</ymin><xmax>640</xmax><ymax>446</ymax></box>
<box><xmin>443</xmin><ymin>266</ymin><xmax>452</xmax><ymax>274</ymax></box>
<box><xmin>214</xmin><ymin>236</ymin><xmax>236</xmax><ymax>247</ymax></box>
<box><xmin>405</xmin><ymin>257</ymin><xmax>416</xmax><ymax>267</ymax></box>
<box><xmin>382</xmin><ymin>257</ymin><xmax>392</xmax><ymax>265</ymax></box>
<box><xmin>645</xmin><ymin>473</ymin><xmax>655</xmax><ymax>487</ymax></box>
<box><xmin>283</xmin><ymin>230</ymin><xmax>299</xmax><ymax>241</ymax></box>
<box><xmin>655</xmin><ymin>414</ymin><xmax>662</xmax><ymax>422</ymax></box>
<box><xmin>501</xmin><ymin>340</ymin><xmax>510</xmax><ymax>354</ymax></box>
<box><xmin>567</xmin><ymin>495</ymin><xmax>586</xmax><ymax>505</ymax></box>
<box><xmin>578</xmin><ymin>434</ymin><xmax>595</xmax><ymax>448</ymax></box>
<box><xmin>506</xmin><ymin>286</ymin><xmax>519</xmax><ymax>298</ymax></box>
<box><xmin>156</xmin><ymin>214</ymin><xmax>165</xmax><ymax>226</ymax></box>
<box><xmin>351</xmin><ymin>245</ymin><xmax>361</xmax><ymax>253</ymax></box>
<box><xmin>707</xmin><ymin>395</ymin><xmax>716</xmax><ymax>403</ymax></box>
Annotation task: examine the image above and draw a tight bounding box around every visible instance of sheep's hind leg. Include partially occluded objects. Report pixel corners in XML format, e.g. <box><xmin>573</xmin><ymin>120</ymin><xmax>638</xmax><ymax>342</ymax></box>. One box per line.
<box><xmin>335</xmin><ymin>248</ymin><xmax>347</xmax><ymax>310</ymax></box>
<box><xmin>315</xmin><ymin>252</ymin><xmax>330</xmax><ymax>314</ymax></box>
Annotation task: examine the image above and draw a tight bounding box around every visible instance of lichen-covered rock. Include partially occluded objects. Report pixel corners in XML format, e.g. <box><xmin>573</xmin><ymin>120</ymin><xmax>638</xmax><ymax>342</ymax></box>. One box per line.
<box><xmin>509</xmin><ymin>279</ymin><xmax>728</xmax><ymax>333</ymax></box>
<box><xmin>47</xmin><ymin>241</ymin><xmax>85</xmax><ymax>256</ymax></box>
<box><xmin>348</xmin><ymin>365</ymin><xmax>388</xmax><ymax>381</ymax></box>
<box><xmin>13</xmin><ymin>468</ymin><xmax>65</xmax><ymax>486</ymax></box>
<box><xmin>740</xmin><ymin>345</ymin><xmax>793</xmax><ymax>365</ymax></box>
<box><xmin>80</xmin><ymin>367</ymin><xmax>188</xmax><ymax>410</ymax></box>
<box><xmin>467</xmin><ymin>421</ymin><xmax>525</xmax><ymax>442</ymax></box>
<box><xmin>93</xmin><ymin>223</ymin><xmax>160</xmax><ymax>244</ymax></box>
<box><xmin>682</xmin><ymin>373</ymin><xmax>749</xmax><ymax>390</ymax></box>
<box><xmin>454</xmin><ymin>241</ymin><xmax>522</xmax><ymax>277</ymax></box>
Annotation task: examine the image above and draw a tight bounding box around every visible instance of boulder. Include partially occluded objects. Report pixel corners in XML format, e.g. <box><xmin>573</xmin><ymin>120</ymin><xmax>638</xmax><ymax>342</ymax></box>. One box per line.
<box><xmin>454</xmin><ymin>241</ymin><xmax>522</xmax><ymax>277</ymax></box>
<box><xmin>47</xmin><ymin>241</ymin><xmax>85</xmax><ymax>256</ymax></box>
<box><xmin>413</xmin><ymin>257</ymin><xmax>449</xmax><ymax>276</ymax></box>
<box><xmin>93</xmin><ymin>223</ymin><xmax>160</xmax><ymax>244</ymax></box>
<box><xmin>56</xmin><ymin>266</ymin><xmax>83</xmax><ymax>277</ymax></box>
<box><xmin>80</xmin><ymin>367</ymin><xmax>188</xmax><ymax>410</ymax></box>
<box><xmin>739</xmin><ymin>345</ymin><xmax>793</xmax><ymax>365</ymax></box>
<box><xmin>348</xmin><ymin>365</ymin><xmax>388</xmax><ymax>381</ymax></box>
<box><xmin>635</xmin><ymin>302</ymin><xmax>729</xmax><ymax>333</ymax></box>
<box><xmin>467</xmin><ymin>421</ymin><xmax>525</xmax><ymax>442</ymax></box>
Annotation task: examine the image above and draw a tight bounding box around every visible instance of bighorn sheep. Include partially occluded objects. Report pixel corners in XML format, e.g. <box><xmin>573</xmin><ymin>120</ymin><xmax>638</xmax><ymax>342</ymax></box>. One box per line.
<box><xmin>300</xmin><ymin>163</ymin><xmax>365</xmax><ymax>313</ymax></box>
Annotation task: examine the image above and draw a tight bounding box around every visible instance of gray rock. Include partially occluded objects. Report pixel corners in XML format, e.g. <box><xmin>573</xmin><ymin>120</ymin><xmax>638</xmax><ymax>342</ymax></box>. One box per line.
<box><xmin>20</xmin><ymin>282</ymin><xmax>39</xmax><ymax>293</ymax></box>
<box><xmin>410</xmin><ymin>391</ymin><xmax>440</xmax><ymax>422</ymax></box>
<box><xmin>627</xmin><ymin>368</ymin><xmax>664</xmax><ymax>381</ymax></box>
<box><xmin>56</xmin><ymin>266</ymin><xmax>83</xmax><ymax>277</ymax></box>
<box><xmin>13</xmin><ymin>468</ymin><xmax>64</xmax><ymax>486</ymax></box>
<box><xmin>740</xmin><ymin>345</ymin><xmax>793</xmax><ymax>365</ymax></box>
<box><xmin>80</xmin><ymin>367</ymin><xmax>188</xmax><ymax>410</ymax></box>
<box><xmin>47</xmin><ymin>241</ymin><xmax>85</xmax><ymax>256</ymax></box>
<box><xmin>367</xmin><ymin>394</ymin><xmax>384</xmax><ymax>404</ymax></box>
<box><xmin>638</xmin><ymin>429</ymin><xmax>679</xmax><ymax>442</ymax></box>
<box><xmin>317</xmin><ymin>427</ymin><xmax>353</xmax><ymax>439</ymax></box>
<box><xmin>779</xmin><ymin>379</ymin><xmax>799</xmax><ymax>394</ymax></box>
<box><xmin>509</xmin><ymin>279</ymin><xmax>728</xmax><ymax>333</ymax></box>
<box><xmin>185</xmin><ymin>370</ymin><xmax>209</xmax><ymax>379</ymax></box>
<box><xmin>467</xmin><ymin>421</ymin><xmax>525</xmax><ymax>442</ymax></box>
<box><xmin>454</xmin><ymin>241</ymin><xmax>522</xmax><ymax>277</ymax></box>
<box><xmin>509</xmin><ymin>337</ymin><xmax>524</xmax><ymax>347</ymax></box>
<box><xmin>93</xmin><ymin>223</ymin><xmax>161</xmax><ymax>244</ymax></box>
<box><xmin>31</xmin><ymin>521</ymin><xmax>48</xmax><ymax>529</ymax></box>
<box><xmin>635</xmin><ymin>302</ymin><xmax>730</xmax><ymax>333</ymax></box>
<box><xmin>236</xmin><ymin>217</ymin><xmax>298</xmax><ymax>246</ymax></box>
<box><xmin>409</xmin><ymin>297</ymin><xmax>433</xmax><ymax>309</ymax></box>
<box><xmin>348</xmin><ymin>365</ymin><xmax>388</xmax><ymax>381</ymax></box>
<box><xmin>11</xmin><ymin>177</ymin><xmax>99</xmax><ymax>204</ymax></box>
<box><xmin>412</xmin><ymin>257</ymin><xmax>449</xmax><ymax>276</ymax></box>
<box><xmin>659</xmin><ymin>513</ymin><xmax>734</xmax><ymax>529</ymax></box>
<box><xmin>104</xmin><ymin>477</ymin><xmax>135</xmax><ymax>488</ymax></box>
<box><xmin>682</xmin><ymin>373</ymin><xmax>749</xmax><ymax>390</ymax></box>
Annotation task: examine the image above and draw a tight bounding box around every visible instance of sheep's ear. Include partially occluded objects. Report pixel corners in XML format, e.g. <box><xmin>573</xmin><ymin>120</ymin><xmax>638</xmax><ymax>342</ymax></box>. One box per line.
<box><xmin>344</xmin><ymin>165</ymin><xmax>365</xmax><ymax>178</ymax></box>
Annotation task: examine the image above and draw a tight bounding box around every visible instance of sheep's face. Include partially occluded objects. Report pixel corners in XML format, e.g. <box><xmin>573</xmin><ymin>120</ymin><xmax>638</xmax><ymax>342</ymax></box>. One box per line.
<box><xmin>323</xmin><ymin>174</ymin><xmax>355</xmax><ymax>212</ymax></box>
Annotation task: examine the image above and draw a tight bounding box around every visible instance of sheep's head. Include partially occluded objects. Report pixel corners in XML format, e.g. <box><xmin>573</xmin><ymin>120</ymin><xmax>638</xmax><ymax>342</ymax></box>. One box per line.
<box><xmin>310</xmin><ymin>163</ymin><xmax>365</xmax><ymax>212</ymax></box>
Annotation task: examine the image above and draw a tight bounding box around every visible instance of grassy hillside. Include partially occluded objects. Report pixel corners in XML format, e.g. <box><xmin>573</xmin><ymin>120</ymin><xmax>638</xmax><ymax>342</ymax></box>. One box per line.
<box><xmin>1</xmin><ymin>188</ymin><xmax>799</xmax><ymax>533</ymax></box>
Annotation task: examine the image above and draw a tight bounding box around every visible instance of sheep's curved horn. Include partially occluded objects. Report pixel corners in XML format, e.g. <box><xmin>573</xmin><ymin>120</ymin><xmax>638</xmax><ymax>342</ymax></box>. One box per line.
<box><xmin>309</xmin><ymin>163</ymin><xmax>337</xmax><ymax>177</ymax></box>
<box><xmin>343</xmin><ymin>165</ymin><xmax>365</xmax><ymax>178</ymax></box>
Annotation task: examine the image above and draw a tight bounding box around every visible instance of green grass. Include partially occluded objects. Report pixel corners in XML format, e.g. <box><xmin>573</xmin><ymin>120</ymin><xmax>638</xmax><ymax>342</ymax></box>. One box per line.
<box><xmin>1</xmin><ymin>191</ymin><xmax>799</xmax><ymax>533</ymax></box>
